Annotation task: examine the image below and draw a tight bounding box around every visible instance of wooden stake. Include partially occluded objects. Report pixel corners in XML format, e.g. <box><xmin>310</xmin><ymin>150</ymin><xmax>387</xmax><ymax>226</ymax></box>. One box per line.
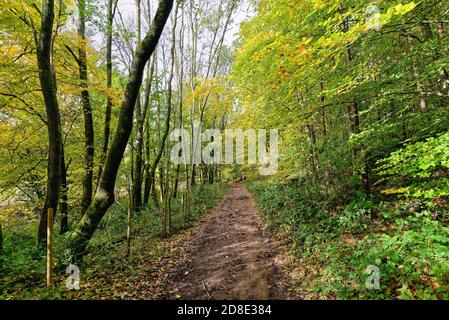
<box><xmin>47</xmin><ymin>208</ymin><xmax>54</xmax><ymax>289</ymax></box>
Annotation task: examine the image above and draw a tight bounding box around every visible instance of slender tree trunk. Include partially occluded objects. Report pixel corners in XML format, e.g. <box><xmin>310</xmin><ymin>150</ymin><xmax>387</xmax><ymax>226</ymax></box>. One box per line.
<box><xmin>151</xmin><ymin>174</ymin><xmax>159</xmax><ymax>207</ymax></box>
<box><xmin>77</xmin><ymin>0</ymin><xmax>95</xmax><ymax>215</ymax></box>
<box><xmin>126</xmin><ymin>184</ymin><xmax>133</xmax><ymax>257</ymax></box>
<box><xmin>97</xmin><ymin>0</ymin><xmax>117</xmax><ymax>188</ymax></box>
<box><xmin>143</xmin><ymin>117</ymin><xmax>152</xmax><ymax>206</ymax></box>
<box><xmin>189</xmin><ymin>0</ymin><xmax>237</xmax><ymax>188</ymax></box>
<box><xmin>37</xmin><ymin>0</ymin><xmax>63</xmax><ymax>246</ymax></box>
<box><xmin>59</xmin><ymin>148</ymin><xmax>69</xmax><ymax>234</ymax></box>
<box><xmin>188</xmin><ymin>0</ymin><xmax>198</xmax><ymax>188</ymax></box>
<box><xmin>141</xmin><ymin>55</ymin><xmax>156</xmax><ymax>207</ymax></box>
<box><xmin>140</xmin><ymin>2</ymin><xmax>156</xmax><ymax>208</ymax></box>
<box><xmin>133</xmin><ymin>2</ymin><xmax>144</xmax><ymax>212</ymax></box>
<box><xmin>132</xmin><ymin>104</ymin><xmax>143</xmax><ymax>209</ymax></box>
<box><xmin>148</xmin><ymin>3</ymin><xmax>179</xmax><ymax>206</ymax></box>
<box><xmin>173</xmin><ymin>8</ymin><xmax>185</xmax><ymax>199</ymax></box>
<box><xmin>150</xmin><ymin>1</ymin><xmax>179</xmax><ymax>197</ymax></box>
<box><xmin>147</xmin><ymin>78</ymin><xmax>160</xmax><ymax>208</ymax></box>
<box><xmin>362</xmin><ymin>148</ymin><xmax>371</xmax><ymax>194</ymax></box>
<box><xmin>127</xmin><ymin>142</ymin><xmax>134</xmax><ymax>257</ymax></box>
<box><xmin>68</xmin><ymin>0</ymin><xmax>174</xmax><ymax>263</ymax></box>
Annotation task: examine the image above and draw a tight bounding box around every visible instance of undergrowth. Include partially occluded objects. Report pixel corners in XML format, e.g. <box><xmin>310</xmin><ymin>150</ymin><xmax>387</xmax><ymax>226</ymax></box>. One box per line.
<box><xmin>0</xmin><ymin>183</ymin><xmax>227</xmax><ymax>300</ymax></box>
<box><xmin>247</xmin><ymin>180</ymin><xmax>449</xmax><ymax>300</ymax></box>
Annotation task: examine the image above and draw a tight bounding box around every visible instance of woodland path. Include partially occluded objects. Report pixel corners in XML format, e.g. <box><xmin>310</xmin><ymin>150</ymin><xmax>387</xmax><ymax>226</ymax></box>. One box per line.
<box><xmin>156</xmin><ymin>184</ymin><xmax>297</xmax><ymax>300</ymax></box>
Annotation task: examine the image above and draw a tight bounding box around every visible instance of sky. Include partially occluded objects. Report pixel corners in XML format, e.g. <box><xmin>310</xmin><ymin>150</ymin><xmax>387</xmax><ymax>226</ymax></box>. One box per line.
<box><xmin>115</xmin><ymin>0</ymin><xmax>255</xmax><ymax>46</ymax></box>
<box><xmin>77</xmin><ymin>0</ymin><xmax>256</xmax><ymax>75</ymax></box>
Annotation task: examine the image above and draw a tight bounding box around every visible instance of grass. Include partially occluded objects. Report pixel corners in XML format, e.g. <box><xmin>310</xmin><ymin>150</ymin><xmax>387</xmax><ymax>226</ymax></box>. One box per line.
<box><xmin>0</xmin><ymin>183</ymin><xmax>228</xmax><ymax>300</ymax></box>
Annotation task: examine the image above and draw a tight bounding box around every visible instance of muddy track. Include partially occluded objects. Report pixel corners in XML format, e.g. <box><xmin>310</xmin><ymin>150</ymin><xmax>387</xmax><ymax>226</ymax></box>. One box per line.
<box><xmin>159</xmin><ymin>184</ymin><xmax>297</xmax><ymax>300</ymax></box>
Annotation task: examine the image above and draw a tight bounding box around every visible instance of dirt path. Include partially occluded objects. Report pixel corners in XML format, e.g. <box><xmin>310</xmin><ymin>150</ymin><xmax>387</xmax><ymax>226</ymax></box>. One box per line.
<box><xmin>158</xmin><ymin>184</ymin><xmax>297</xmax><ymax>300</ymax></box>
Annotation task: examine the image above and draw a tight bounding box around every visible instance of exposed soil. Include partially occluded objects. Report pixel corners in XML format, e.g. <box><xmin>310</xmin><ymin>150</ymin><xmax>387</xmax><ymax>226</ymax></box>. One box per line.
<box><xmin>156</xmin><ymin>184</ymin><xmax>298</xmax><ymax>300</ymax></box>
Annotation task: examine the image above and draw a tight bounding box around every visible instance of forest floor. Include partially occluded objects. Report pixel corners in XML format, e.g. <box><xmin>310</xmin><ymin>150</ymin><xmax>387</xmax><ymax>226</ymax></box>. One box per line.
<box><xmin>135</xmin><ymin>184</ymin><xmax>300</xmax><ymax>300</ymax></box>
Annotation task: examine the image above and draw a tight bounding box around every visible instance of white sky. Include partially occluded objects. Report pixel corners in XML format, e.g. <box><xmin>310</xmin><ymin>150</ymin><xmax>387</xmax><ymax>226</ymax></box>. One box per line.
<box><xmin>115</xmin><ymin>0</ymin><xmax>255</xmax><ymax>46</ymax></box>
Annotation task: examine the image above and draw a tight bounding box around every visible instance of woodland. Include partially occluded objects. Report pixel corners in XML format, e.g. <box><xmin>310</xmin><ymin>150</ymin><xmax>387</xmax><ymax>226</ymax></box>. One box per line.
<box><xmin>0</xmin><ymin>0</ymin><xmax>448</xmax><ymax>300</ymax></box>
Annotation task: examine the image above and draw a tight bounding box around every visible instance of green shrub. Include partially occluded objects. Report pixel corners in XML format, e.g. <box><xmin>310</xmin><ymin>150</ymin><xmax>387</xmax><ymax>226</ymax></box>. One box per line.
<box><xmin>247</xmin><ymin>180</ymin><xmax>449</xmax><ymax>300</ymax></box>
<box><xmin>378</xmin><ymin>131</ymin><xmax>449</xmax><ymax>202</ymax></box>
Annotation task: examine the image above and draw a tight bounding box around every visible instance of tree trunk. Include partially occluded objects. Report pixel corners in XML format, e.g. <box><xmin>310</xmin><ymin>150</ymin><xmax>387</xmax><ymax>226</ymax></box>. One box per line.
<box><xmin>126</xmin><ymin>186</ymin><xmax>133</xmax><ymax>257</ymax></box>
<box><xmin>68</xmin><ymin>0</ymin><xmax>174</xmax><ymax>264</ymax></box>
<box><xmin>59</xmin><ymin>148</ymin><xmax>69</xmax><ymax>234</ymax></box>
<box><xmin>140</xmin><ymin>59</ymin><xmax>156</xmax><ymax>207</ymax></box>
<box><xmin>133</xmin><ymin>0</ymin><xmax>144</xmax><ymax>212</ymax></box>
<box><xmin>148</xmin><ymin>2</ymin><xmax>179</xmax><ymax>200</ymax></box>
<box><xmin>37</xmin><ymin>0</ymin><xmax>63</xmax><ymax>246</ymax></box>
<box><xmin>143</xmin><ymin>117</ymin><xmax>152</xmax><ymax>206</ymax></box>
<box><xmin>97</xmin><ymin>0</ymin><xmax>117</xmax><ymax>188</ymax></box>
<box><xmin>78</xmin><ymin>0</ymin><xmax>95</xmax><ymax>215</ymax></box>
<box><xmin>173</xmin><ymin>9</ymin><xmax>185</xmax><ymax>199</ymax></box>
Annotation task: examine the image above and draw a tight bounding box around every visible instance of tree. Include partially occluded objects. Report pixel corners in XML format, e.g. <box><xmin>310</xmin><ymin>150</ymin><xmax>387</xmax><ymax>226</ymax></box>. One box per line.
<box><xmin>159</xmin><ymin>0</ymin><xmax>179</xmax><ymax>235</ymax></box>
<box><xmin>59</xmin><ymin>148</ymin><xmax>70</xmax><ymax>234</ymax></box>
<box><xmin>173</xmin><ymin>5</ymin><xmax>185</xmax><ymax>198</ymax></box>
<box><xmin>68</xmin><ymin>0</ymin><xmax>174</xmax><ymax>263</ymax></box>
<box><xmin>97</xmin><ymin>0</ymin><xmax>118</xmax><ymax>188</ymax></box>
<box><xmin>78</xmin><ymin>0</ymin><xmax>95</xmax><ymax>215</ymax></box>
<box><xmin>66</xmin><ymin>0</ymin><xmax>95</xmax><ymax>214</ymax></box>
<box><xmin>142</xmin><ymin>55</ymin><xmax>157</xmax><ymax>207</ymax></box>
<box><xmin>132</xmin><ymin>0</ymin><xmax>144</xmax><ymax>212</ymax></box>
<box><xmin>36</xmin><ymin>0</ymin><xmax>64</xmax><ymax>246</ymax></box>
